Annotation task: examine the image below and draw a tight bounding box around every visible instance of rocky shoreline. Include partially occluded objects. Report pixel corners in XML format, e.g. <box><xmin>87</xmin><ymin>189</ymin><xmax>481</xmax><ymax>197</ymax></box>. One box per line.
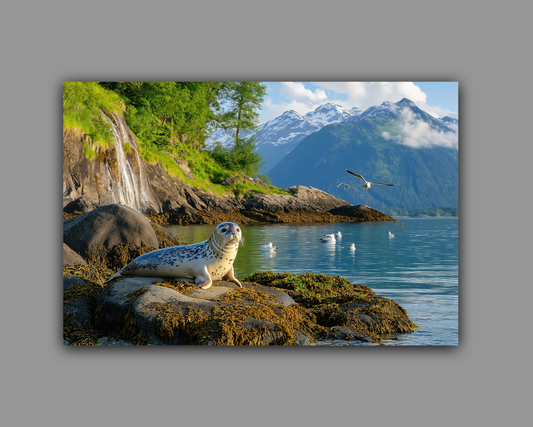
<box><xmin>63</xmin><ymin>203</ymin><xmax>416</xmax><ymax>346</ymax></box>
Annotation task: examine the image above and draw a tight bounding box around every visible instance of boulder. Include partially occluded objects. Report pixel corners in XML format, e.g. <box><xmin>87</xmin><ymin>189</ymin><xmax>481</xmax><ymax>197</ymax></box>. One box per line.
<box><xmin>63</xmin><ymin>243</ymin><xmax>87</xmax><ymax>266</ymax></box>
<box><xmin>63</xmin><ymin>204</ymin><xmax>159</xmax><ymax>256</ymax></box>
<box><xmin>63</xmin><ymin>196</ymin><xmax>98</xmax><ymax>214</ymax></box>
<box><xmin>95</xmin><ymin>277</ymin><xmax>309</xmax><ymax>346</ymax></box>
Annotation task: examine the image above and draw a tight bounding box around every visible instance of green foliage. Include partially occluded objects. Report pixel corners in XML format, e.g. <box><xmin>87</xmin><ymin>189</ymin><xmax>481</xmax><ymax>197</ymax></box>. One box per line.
<box><xmin>208</xmin><ymin>136</ymin><xmax>265</xmax><ymax>177</ymax></box>
<box><xmin>99</xmin><ymin>82</ymin><xmax>222</xmax><ymax>149</ymax></box>
<box><xmin>64</xmin><ymin>81</ymin><xmax>285</xmax><ymax>199</ymax></box>
<box><xmin>63</xmin><ymin>82</ymin><xmax>124</xmax><ymax>148</ymax></box>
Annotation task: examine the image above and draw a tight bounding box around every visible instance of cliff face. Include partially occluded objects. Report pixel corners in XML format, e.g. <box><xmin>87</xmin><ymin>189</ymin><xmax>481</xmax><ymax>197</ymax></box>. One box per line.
<box><xmin>63</xmin><ymin>112</ymin><xmax>356</xmax><ymax>216</ymax></box>
<box><xmin>63</xmin><ymin>113</ymin><xmax>161</xmax><ymax>213</ymax></box>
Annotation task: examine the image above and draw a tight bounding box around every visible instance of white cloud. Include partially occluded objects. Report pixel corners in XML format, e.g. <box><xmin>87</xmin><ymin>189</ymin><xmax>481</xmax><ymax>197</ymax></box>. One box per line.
<box><xmin>314</xmin><ymin>82</ymin><xmax>427</xmax><ymax>111</ymax></box>
<box><xmin>381</xmin><ymin>131</ymin><xmax>401</xmax><ymax>142</ymax></box>
<box><xmin>313</xmin><ymin>82</ymin><xmax>457</xmax><ymax>119</ymax></box>
<box><xmin>392</xmin><ymin>107</ymin><xmax>458</xmax><ymax>149</ymax></box>
<box><xmin>279</xmin><ymin>82</ymin><xmax>328</xmax><ymax>104</ymax></box>
<box><xmin>260</xmin><ymin>81</ymin><xmax>458</xmax><ymax>125</ymax></box>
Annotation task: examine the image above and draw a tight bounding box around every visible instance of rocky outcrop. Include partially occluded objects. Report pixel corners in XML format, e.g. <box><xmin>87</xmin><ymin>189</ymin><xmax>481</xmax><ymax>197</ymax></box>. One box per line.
<box><xmin>63</xmin><ymin>204</ymin><xmax>159</xmax><ymax>256</ymax></box>
<box><xmin>63</xmin><ymin>243</ymin><xmax>87</xmax><ymax>266</ymax></box>
<box><xmin>63</xmin><ymin>114</ymin><xmax>161</xmax><ymax>214</ymax></box>
<box><xmin>95</xmin><ymin>277</ymin><xmax>310</xmax><ymax>346</ymax></box>
<box><xmin>242</xmin><ymin>185</ymin><xmax>350</xmax><ymax>212</ymax></box>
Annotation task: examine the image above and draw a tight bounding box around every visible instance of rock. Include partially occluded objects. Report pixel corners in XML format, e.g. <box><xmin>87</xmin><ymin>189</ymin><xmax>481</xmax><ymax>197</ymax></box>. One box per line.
<box><xmin>328</xmin><ymin>204</ymin><xmax>396</xmax><ymax>221</ymax></box>
<box><xmin>63</xmin><ymin>204</ymin><xmax>159</xmax><ymax>256</ymax></box>
<box><xmin>63</xmin><ymin>243</ymin><xmax>87</xmax><ymax>266</ymax></box>
<box><xmin>286</xmin><ymin>186</ymin><xmax>351</xmax><ymax>211</ymax></box>
<box><xmin>322</xmin><ymin>326</ymin><xmax>374</xmax><ymax>343</ymax></box>
<box><xmin>145</xmin><ymin>162</ymin><xmax>194</xmax><ymax>213</ymax></box>
<box><xmin>63</xmin><ymin>125</ymin><xmax>161</xmax><ymax>214</ymax></box>
<box><xmin>194</xmin><ymin>189</ymin><xmax>241</xmax><ymax>212</ymax></box>
<box><xmin>63</xmin><ymin>276</ymin><xmax>94</xmax><ymax>330</ymax></box>
<box><xmin>183</xmin><ymin>186</ymin><xmax>208</xmax><ymax>211</ymax></box>
<box><xmin>95</xmin><ymin>277</ymin><xmax>309</xmax><ymax>345</ymax></box>
<box><xmin>243</xmin><ymin>185</ymin><xmax>351</xmax><ymax>212</ymax></box>
<box><xmin>63</xmin><ymin>196</ymin><xmax>98</xmax><ymax>214</ymax></box>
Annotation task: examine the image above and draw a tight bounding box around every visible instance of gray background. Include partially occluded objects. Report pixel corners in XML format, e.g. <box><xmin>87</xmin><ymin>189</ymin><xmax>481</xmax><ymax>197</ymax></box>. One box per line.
<box><xmin>2</xmin><ymin>1</ymin><xmax>530</xmax><ymax>426</ymax></box>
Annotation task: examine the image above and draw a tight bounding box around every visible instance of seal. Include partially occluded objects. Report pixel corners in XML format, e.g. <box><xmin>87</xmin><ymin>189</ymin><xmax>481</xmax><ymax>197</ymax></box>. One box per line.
<box><xmin>104</xmin><ymin>222</ymin><xmax>243</xmax><ymax>289</ymax></box>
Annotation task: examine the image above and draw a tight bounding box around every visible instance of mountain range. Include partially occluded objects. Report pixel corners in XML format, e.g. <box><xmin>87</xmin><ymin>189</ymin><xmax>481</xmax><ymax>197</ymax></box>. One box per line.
<box><xmin>207</xmin><ymin>99</ymin><xmax>458</xmax><ymax>210</ymax></box>
<box><xmin>268</xmin><ymin>98</ymin><xmax>458</xmax><ymax>210</ymax></box>
<box><xmin>207</xmin><ymin>103</ymin><xmax>362</xmax><ymax>172</ymax></box>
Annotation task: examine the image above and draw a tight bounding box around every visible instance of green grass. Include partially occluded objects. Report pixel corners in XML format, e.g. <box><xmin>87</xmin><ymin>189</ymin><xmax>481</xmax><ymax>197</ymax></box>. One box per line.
<box><xmin>63</xmin><ymin>82</ymin><xmax>124</xmax><ymax>150</ymax></box>
<box><xmin>137</xmin><ymin>139</ymin><xmax>290</xmax><ymax>197</ymax></box>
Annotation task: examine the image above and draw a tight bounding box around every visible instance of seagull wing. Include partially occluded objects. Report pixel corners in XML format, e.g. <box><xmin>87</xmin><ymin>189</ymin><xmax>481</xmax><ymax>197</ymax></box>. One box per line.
<box><xmin>369</xmin><ymin>182</ymin><xmax>395</xmax><ymax>186</ymax></box>
<box><xmin>346</xmin><ymin>170</ymin><xmax>366</xmax><ymax>182</ymax></box>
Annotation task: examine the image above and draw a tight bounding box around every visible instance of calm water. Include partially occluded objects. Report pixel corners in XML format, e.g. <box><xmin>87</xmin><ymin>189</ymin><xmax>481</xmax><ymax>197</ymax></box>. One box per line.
<box><xmin>164</xmin><ymin>218</ymin><xmax>458</xmax><ymax>346</ymax></box>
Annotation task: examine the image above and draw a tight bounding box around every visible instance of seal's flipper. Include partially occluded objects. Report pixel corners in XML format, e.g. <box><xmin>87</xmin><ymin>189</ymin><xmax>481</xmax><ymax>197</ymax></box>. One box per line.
<box><xmin>223</xmin><ymin>266</ymin><xmax>242</xmax><ymax>287</ymax></box>
<box><xmin>195</xmin><ymin>265</ymin><xmax>213</xmax><ymax>289</ymax></box>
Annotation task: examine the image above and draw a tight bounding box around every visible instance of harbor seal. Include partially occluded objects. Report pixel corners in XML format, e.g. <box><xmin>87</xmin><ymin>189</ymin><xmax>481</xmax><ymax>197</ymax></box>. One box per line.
<box><xmin>105</xmin><ymin>222</ymin><xmax>243</xmax><ymax>289</ymax></box>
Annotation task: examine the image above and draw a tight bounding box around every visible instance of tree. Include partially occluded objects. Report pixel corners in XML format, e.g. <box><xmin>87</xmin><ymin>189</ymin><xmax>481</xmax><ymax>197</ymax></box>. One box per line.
<box><xmin>209</xmin><ymin>82</ymin><xmax>267</xmax><ymax>175</ymax></box>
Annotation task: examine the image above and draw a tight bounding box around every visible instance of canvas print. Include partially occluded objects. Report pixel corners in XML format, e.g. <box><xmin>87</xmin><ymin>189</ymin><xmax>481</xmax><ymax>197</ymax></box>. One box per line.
<box><xmin>63</xmin><ymin>82</ymin><xmax>458</xmax><ymax>346</ymax></box>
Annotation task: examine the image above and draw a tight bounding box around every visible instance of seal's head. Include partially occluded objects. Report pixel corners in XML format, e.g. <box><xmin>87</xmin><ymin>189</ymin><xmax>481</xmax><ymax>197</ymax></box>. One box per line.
<box><xmin>213</xmin><ymin>222</ymin><xmax>243</xmax><ymax>247</ymax></box>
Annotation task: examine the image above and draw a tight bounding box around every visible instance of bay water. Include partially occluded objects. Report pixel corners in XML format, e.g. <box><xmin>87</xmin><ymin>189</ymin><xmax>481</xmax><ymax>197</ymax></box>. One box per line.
<box><xmin>163</xmin><ymin>218</ymin><xmax>459</xmax><ymax>346</ymax></box>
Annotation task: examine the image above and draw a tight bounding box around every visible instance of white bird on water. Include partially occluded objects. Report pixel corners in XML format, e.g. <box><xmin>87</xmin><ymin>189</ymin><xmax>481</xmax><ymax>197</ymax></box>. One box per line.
<box><xmin>349</xmin><ymin>243</ymin><xmax>356</xmax><ymax>251</ymax></box>
<box><xmin>261</xmin><ymin>242</ymin><xmax>278</xmax><ymax>252</ymax></box>
<box><xmin>389</xmin><ymin>231</ymin><xmax>394</xmax><ymax>238</ymax></box>
<box><xmin>336</xmin><ymin>231</ymin><xmax>342</xmax><ymax>238</ymax></box>
<box><xmin>346</xmin><ymin>169</ymin><xmax>395</xmax><ymax>189</ymax></box>
<box><xmin>321</xmin><ymin>234</ymin><xmax>336</xmax><ymax>242</ymax></box>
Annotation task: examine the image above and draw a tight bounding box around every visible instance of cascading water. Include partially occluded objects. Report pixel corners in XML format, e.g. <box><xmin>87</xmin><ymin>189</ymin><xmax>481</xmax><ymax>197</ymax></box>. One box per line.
<box><xmin>102</xmin><ymin>112</ymin><xmax>159</xmax><ymax>213</ymax></box>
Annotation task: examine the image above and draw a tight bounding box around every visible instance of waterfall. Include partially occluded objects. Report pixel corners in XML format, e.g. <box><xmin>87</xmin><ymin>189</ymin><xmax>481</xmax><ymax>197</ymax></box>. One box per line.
<box><xmin>102</xmin><ymin>112</ymin><xmax>158</xmax><ymax>213</ymax></box>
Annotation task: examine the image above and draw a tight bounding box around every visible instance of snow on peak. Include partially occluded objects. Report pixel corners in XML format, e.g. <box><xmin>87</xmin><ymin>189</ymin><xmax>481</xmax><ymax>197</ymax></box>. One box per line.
<box><xmin>304</xmin><ymin>103</ymin><xmax>358</xmax><ymax>124</ymax></box>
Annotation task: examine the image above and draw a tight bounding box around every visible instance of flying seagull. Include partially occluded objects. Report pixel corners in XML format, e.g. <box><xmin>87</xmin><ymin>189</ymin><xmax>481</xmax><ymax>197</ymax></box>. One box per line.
<box><xmin>346</xmin><ymin>170</ymin><xmax>395</xmax><ymax>189</ymax></box>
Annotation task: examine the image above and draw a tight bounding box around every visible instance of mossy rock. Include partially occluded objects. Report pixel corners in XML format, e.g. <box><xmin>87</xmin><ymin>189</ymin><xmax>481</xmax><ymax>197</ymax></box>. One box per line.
<box><xmin>244</xmin><ymin>271</ymin><xmax>418</xmax><ymax>343</ymax></box>
<box><xmin>95</xmin><ymin>277</ymin><xmax>315</xmax><ymax>346</ymax></box>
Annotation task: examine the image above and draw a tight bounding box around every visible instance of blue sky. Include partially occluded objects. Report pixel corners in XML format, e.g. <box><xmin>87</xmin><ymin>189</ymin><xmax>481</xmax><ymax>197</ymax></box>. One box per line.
<box><xmin>259</xmin><ymin>82</ymin><xmax>458</xmax><ymax>124</ymax></box>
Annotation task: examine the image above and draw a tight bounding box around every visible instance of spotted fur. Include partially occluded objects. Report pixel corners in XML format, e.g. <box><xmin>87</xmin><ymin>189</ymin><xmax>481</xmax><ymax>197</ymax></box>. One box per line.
<box><xmin>105</xmin><ymin>222</ymin><xmax>243</xmax><ymax>289</ymax></box>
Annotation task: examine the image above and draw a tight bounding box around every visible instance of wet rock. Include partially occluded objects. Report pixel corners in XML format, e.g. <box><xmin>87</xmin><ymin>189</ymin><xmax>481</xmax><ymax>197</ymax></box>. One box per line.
<box><xmin>329</xmin><ymin>204</ymin><xmax>396</xmax><ymax>221</ymax></box>
<box><xmin>63</xmin><ymin>203</ymin><xmax>159</xmax><ymax>256</ymax></box>
<box><xmin>63</xmin><ymin>243</ymin><xmax>87</xmax><ymax>266</ymax></box>
<box><xmin>322</xmin><ymin>326</ymin><xmax>374</xmax><ymax>343</ymax></box>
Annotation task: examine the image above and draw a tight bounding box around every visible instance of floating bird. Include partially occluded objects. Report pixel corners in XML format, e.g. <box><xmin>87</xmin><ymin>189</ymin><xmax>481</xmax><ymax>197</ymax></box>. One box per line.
<box><xmin>389</xmin><ymin>231</ymin><xmax>395</xmax><ymax>238</ymax></box>
<box><xmin>321</xmin><ymin>234</ymin><xmax>336</xmax><ymax>242</ymax></box>
<box><xmin>261</xmin><ymin>242</ymin><xmax>278</xmax><ymax>251</ymax></box>
<box><xmin>349</xmin><ymin>243</ymin><xmax>356</xmax><ymax>251</ymax></box>
<box><xmin>336</xmin><ymin>231</ymin><xmax>342</xmax><ymax>238</ymax></box>
<box><xmin>346</xmin><ymin>170</ymin><xmax>395</xmax><ymax>189</ymax></box>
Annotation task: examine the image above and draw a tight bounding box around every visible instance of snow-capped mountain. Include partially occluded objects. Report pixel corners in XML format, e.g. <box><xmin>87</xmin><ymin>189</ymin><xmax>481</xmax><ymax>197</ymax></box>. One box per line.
<box><xmin>255</xmin><ymin>110</ymin><xmax>325</xmax><ymax>147</ymax></box>
<box><xmin>205</xmin><ymin>99</ymin><xmax>457</xmax><ymax>174</ymax></box>
<box><xmin>303</xmin><ymin>103</ymin><xmax>361</xmax><ymax>124</ymax></box>
<box><xmin>205</xmin><ymin>103</ymin><xmax>362</xmax><ymax>172</ymax></box>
